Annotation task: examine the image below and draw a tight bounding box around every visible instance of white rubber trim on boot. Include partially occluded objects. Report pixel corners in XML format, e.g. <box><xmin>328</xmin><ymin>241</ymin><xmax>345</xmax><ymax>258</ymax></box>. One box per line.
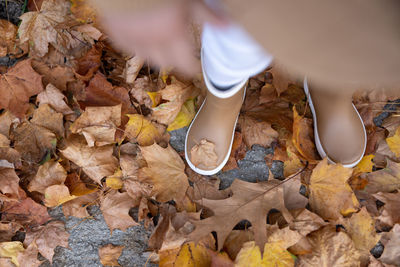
<box><xmin>303</xmin><ymin>78</ymin><xmax>367</xmax><ymax>168</ymax></box>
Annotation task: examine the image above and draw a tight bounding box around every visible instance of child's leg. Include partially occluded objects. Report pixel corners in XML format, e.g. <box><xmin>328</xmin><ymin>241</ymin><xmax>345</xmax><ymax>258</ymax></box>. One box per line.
<box><xmin>202</xmin><ymin>21</ymin><xmax>273</xmax><ymax>89</ymax></box>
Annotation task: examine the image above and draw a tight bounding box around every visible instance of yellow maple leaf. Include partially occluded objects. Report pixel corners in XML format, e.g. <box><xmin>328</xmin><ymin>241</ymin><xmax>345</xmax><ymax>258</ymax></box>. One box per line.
<box><xmin>106</xmin><ymin>169</ymin><xmax>124</xmax><ymax>190</ymax></box>
<box><xmin>386</xmin><ymin>126</ymin><xmax>400</xmax><ymax>157</ymax></box>
<box><xmin>309</xmin><ymin>158</ymin><xmax>359</xmax><ymax>220</ymax></box>
<box><xmin>354</xmin><ymin>154</ymin><xmax>375</xmax><ymax>174</ymax></box>
<box><xmin>167</xmin><ymin>99</ymin><xmax>196</xmax><ymax>132</ymax></box>
<box><xmin>0</xmin><ymin>241</ymin><xmax>24</xmax><ymax>267</ymax></box>
<box><xmin>159</xmin><ymin>242</ymin><xmax>211</xmax><ymax>267</ymax></box>
<box><xmin>44</xmin><ymin>185</ymin><xmax>77</xmax><ymax>207</ymax></box>
<box><xmin>125</xmin><ymin>114</ymin><xmax>161</xmax><ymax>146</ymax></box>
<box><xmin>235</xmin><ymin>241</ymin><xmax>294</xmax><ymax>267</ymax></box>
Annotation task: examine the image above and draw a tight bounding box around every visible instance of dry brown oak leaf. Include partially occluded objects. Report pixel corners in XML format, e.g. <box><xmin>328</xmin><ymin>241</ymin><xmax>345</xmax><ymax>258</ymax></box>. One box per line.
<box><xmin>70</xmin><ymin>104</ymin><xmax>121</xmax><ymax>146</ymax></box>
<box><xmin>298</xmin><ymin>226</ymin><xmax>361</xmax><ymax>266</ymax></box>
<box><xmin>308</xmin><ymin>158</ymin><xmax>359</xmax><ymax>220</ymax></box>
<box><xmin>98</xmin><ymin>244</ymin><xmax>124</xmax><ymax>266</ymax></box>
<box><xmin>190</xmin><ymin>139</ymin><xmax>218</xmax><ymax>170</ymax></box>
<box><xmin>365</xmin><ymin>159</ymin><xmax>400</xmax><ymax>194</ymax></box>
<box><xmin>189</xmin><ymin>179</ymin><xmax>293</xmax><ymax>251</ymax></box>
<box><xmin>0</xmin><ymin>59</ymin><xmax>43</xmax><ymax>117</ymax></box>
<box><xmin>139</xmin><ymin>144</ymin><xmax>189</xmax><ymax>205</ymax></box>
<box><xmin>100</xmin><ymin>190</ymin><xmax>138</xmax><ymax>233</ymax></box>
<box><xmin>60</xmin><ymin>135</ymin><xmax>118</xmax><ymax>184</ymax></box>
<box><xmin>24</xmin><ymin>221</ymin><xmax>69</xmax><ymax>263</ymax></box>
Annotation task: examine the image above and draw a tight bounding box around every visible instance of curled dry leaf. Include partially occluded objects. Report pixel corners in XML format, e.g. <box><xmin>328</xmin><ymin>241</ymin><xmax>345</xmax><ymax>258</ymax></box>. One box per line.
<box><xmin>0</xmin><ymin>167</ymin><xmax>21</xmax><ymax>199</ymax></box>
<box><xmin>189</xmin><ymin>179</ymin><xmax>293</xmax><ymax>250</ymax></box>
<box><xmin>28</xmin><ymin>160</ymin><xmax>67</xmax><ymax>194</ymax></box>
<box><xmin>373</xmin><ymin>192</ymin><xmax>400</xmax><ymax>227</ymax></box>
<box><xmin>190</xmin><ymin>139</ymin><xmax>218</xmax><ymax>170</ymax></box>
<box><xmin>1</xmin><ymin>197</ymin><xmax>51</xmax><ymax>226</ymax></box>
<box><xmin>292</xmin><ymin>107</ymin><xmax>320</xmax><ymax>163</ymax></box>
<box><xmin>31</xmin><ymin>104</ymin><xmax>64</xmax><ymax>137</ymax></box>
<box><xmin>60</xmin><ymin>135</ymin><xmax>118</xmax><ymax>184</ymax></box>
<box><xmin>308</xmin><ymin>158</ymin><xmax>359</xmax><ymax>220</ymax></box>
<box><xmin>240</xmin><ymin>115</ymin><xmax>279</xmax><ymax>148</ymax></box>
<box><xmin>44</xmin><ymin>184</ymin><xmax>77</xmax><ymax>207</ymax></box>
<box><xmin>139</xmin><ymin>144</ymin><xmax>189</xmax><ymax>205</ymax></box>
<box><xmin>98</xmin><ymin>244</ymin><xmax>124</xmax><ymax>266</ymax></box>
<box><xmin>124</xmin><ymin>56</ymin><xmax>144</xmax><ymax>85</ymax></box>
<box><xmin>24</xmin><ymin>221</ymin><xmax>69</xmax><ymax>263</ymax></box>
<box><xmin>70</xmin><ymin>105</ymin><xmax>121</xmax><ymax>146</ymax></box>
<box><xmin>298</xmin><ymin>226</ymin><xmax>361</xmax><ymax>266</ymax></box>
<box><xmin>100</xmin><ymin>190</ymin><xmax>138</xmax><ymax>232</ymax></box>
<box><xmin>0</xmin><ymin>59</ymin><xmax>43</xmax><ymax>117</ymax></box>
<box><xmin>62</xmin><ymin>191</ymin><xmax>98</xmax><ymax>218</ymax></box>
<box><xmin>380</xmin><ymin>224</ymin><xmax>400</xmax><ymax>266</ymax></box>
<box><xmin>365</xmin><ymin>159</ymin><xmax>400</xmax><ymax>194</ymax></box>
<box><xmin>0</xmin><ymin>19</ymin><xmax>17</xmax><ymax>57</ymax></box>
<box><xmin>12</xmin><ymin>122</ymin><xmax>56</xmax><ymax>165</ymax></box>
<box><xmin>124</xmin><ymin>114</ymin><xmax>161</xmax><ymax>146</ymax></box>
<box><xmin>36</xmin><ymin>84</ymin><xmax>74</xmax><ymax>115</ymax></box>
<box><xmin>339</xmin><ymin>207</ymin><xmax>380</xmax><ymax>265</ymax></box>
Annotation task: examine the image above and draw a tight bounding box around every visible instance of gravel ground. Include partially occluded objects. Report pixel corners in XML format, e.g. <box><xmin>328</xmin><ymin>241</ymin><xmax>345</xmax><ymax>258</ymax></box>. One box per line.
<box><xmin>42</xmin><ymin>127</ymin><xmax>280</xmax><ymax>266</ymax></box>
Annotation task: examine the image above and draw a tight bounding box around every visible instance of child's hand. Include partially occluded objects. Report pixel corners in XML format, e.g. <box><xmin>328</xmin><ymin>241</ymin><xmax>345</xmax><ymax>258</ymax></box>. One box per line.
<box><xmin>99</xmin><ymin>0</ymin><xmax>226</xmax><ymax>75</ymax></box>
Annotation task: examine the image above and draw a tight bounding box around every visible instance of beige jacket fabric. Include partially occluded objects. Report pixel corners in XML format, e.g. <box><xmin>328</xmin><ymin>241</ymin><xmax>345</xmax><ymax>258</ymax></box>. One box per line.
<box><xmin>94</xmin><ymin>0</ymin><xmax>400</xmax><ymax>91</ymax></box>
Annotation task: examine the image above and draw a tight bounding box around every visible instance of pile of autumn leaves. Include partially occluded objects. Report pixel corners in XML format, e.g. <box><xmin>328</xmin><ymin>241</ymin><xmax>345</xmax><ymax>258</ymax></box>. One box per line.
<box><xmin>0</xmin><ymin>0</ymin><xmax>400</xmax><ymax>266</ymax></box>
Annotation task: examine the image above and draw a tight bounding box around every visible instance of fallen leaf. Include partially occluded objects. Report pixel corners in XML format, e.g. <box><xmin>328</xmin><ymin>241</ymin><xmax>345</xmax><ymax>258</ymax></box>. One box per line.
<box><xmin>44</xmin><ymin>184</ymin><xmax>77</xmax><ymax>207</ymax></box>
<box><xmin>16</xmin><ymin>243</ymin><xmax>42</xmax><ymax>267</ymax></box>
<box><xmin>339</xmin><ymin>207</ymin><xmax>380</xmax><ymax>265</ymax></box>
<box><xmin>298</xmin><ymin>226</ymin><xmax>361</xmax><ymax>266</ymax></box>
<box><xmin>124</xmin><ymin>114</ymin><xmax>161</xmax><ymax>146</ymax></box>
<box><xmin>269</xmin><ymin>63</ymin><xmax>291</xmax><ymax>96</ymax></box>
<box><xmin>354</xmin><ymin>155</ymin><xmax>375</xmax><ymax>175</ymax></box>
<box><xmin>98</xmin><ymin>244</ymin><xmax>124</xmax><ymax>266</ymax></box>
<box><xmin>70</xmin><ymin>105</ymin><xmax>121</xmax><ymax>146</ymax></box>
<box><xmin>0</xmin><ymin>111</ymin><xmax>18</xmax><ymax>138</ymax></box>
<box><xmin>365</xmin><ymin>159</ymin><xmax>400</xmax><ymax>193</ymax></box>
<box><xmin>100</xmin><ymin>190</ymin><xmax>138</xmax><ymax>232</ymax></box>
<box><xmin>81</xmin><ymin>73</ymin><xmax>135</xmax><ymax>124</ymax></box>
<box><xmin>0</xmin><ymin>167</ymin><xmax>21</xmax><ymax>199</ymax></box>
<box><xmin>386</xmin><ymin>126</ymin><xmax>400</xmax><ymax>157</ymax></box>
<box><xmin>28</xmin><ymin>160</ymin><xmax>67</xmax><ymax>194</ymax></box>
<box><xmin>0</xmin><ymin>222</ymin><xmax>22</xmax><ymax>242</ymax></box>
<box><xmin>62</xmin><ymin>189</ymin><xmax>98</xmax><ymax>218</ymax></box>
<box><xmin>373</xmin><ymin>192</ymin><xmax>400</xmax><ymax>227</ymax></box>
<box><xmin>208</xmin><ymin>251</ymin><xmax>234</xmax><ymax>267</ymax></box>
<box><xmin>308</xmin><ymin>158</ymin><xmax>359</xmax><ymax>220</ymax></box>
<box><xmin>167</xmin><ymin>99</ymin><xmax>196</xmax><ymax>131</ymax></box>
<box><xmin>75</xmin><ymin>44</ymin><xmax>101</xmax><ymax>81</ymax></box>
<box><xmin>259</xmin><ymin>83</ymin><xmax>277</xmax><ymax>104</ymax></box>
<box><xmin>0</xmin><ymin>20</ymin><xmax>17</xmax><ymax>57</ymax></box>
<box><xmin>190</xmin><ymin>139</ymin><xmax>218</xmax><ymax>170</ymax></box>
<box><xmin>36</xmin><ymin>84</ymin><xmax>74</xmax><ymax>115</ymax></box>
<box><xmin>189</xmin><ymin>179</ymin><xmax>293</xmax><ymax>250</ymax></box>
<box><xmin>24</xmin><ymin>221</ymin><xmax>69</xmax><ymax>263</ymax></box>
<box><xmin>223</xmin><ymin>131</ymin><xmax>247</xmax><ymax>172</ymax></box>
<box><xmin>152</xmin><ymin>81</ymin><xmax>198</xmax><ymax>125</ymax></box>
<box><xmin>0</xmin><ymin>59</ymin><xmax>43</xmax><ymax>117</ymax></box>
<box><xmin>61</xmin><ymin>135</ymin><xmax>118</xmax><ymax>184</ymax></box>
<box><xmin>283</xmin><ymin>143</ymin><xmax>304</xmax><ymax>177</ymax></box>
<box><xmin>71</xmin><ymin>0</ymin><xmax>98</xmax><ymax>24</ymax></box>
<box><xmin>1</xmin><ymin>197</ymin><xmax>51</xmax><ymax>226</ymax></box>
<box><xmin>160</xmin><ymin>242</ymin><xmax>211</xmax><ymax>267</ymax></box>
<box><xmin>31</xmin><ymin>60</ymin><xmax>75</xmax><ymax>91</ymax></box>
<box><xmin>31</xmin><ymin>104</ymin><xmax>64</xmax><ymax>137</ymax></box>
<box><xmin>124</xmin><ymin>56</ymin><xmax>144</xmax><ymax>85</ymax></box>
<box><xmin>12</xmin><ymin>122</ymin><xmax>56</xmax><ymax>165</ymax></box>
<box><xmin>292</xmin><ymin>107</ymin><xmax>320</xmax><ymax>162</ymax></box>
<box><xmin>139</xmin><ymin>144</ymin><xmax>189</xmax><ymax>205</ymax></box>
<box><xmin>282</xmin><ymin>176</ymin><xmax>308</xmax><ymax>210</ymax></box>
<box><xmin>106</xmin><ymin>169</ymin><xmax>123</xmax><ymax>190</ymax></box>
<box><xmin>289</xmin><ymin>208</ymin><xmax>327</xmax><ymax>237</ymax></box>
<box><xmin>380</xmin><ymin>224</ymin><xmax>400</xmax><ymax>266</ymax></box>
<box><xmin>0</xmin><ymin>241</ymin><xmax>24</xmax><ymax>267</ymax></box>
<box><xmin>240</xmin><ymin>116</ymin><xmax>279</xmax><ymax>148</ymax></box>
<box><xmin>223</xmin><ymin>230</ymin><xmax>254</xmax><ymax>261</ymax></box>
<box><xmin>235</xmin><ymin>241</ymin><xmax>294</xmax><ymax>267</ymax></box>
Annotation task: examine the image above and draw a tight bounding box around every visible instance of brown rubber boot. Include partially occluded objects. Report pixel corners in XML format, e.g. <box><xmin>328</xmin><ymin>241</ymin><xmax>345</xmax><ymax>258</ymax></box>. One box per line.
<box><xmin>185</xmin><ymin>64</ymin><xmax>247</xmax><ymax>175</ymax></box>
<box><xmin>304</xmin><ymin>79</ymin><xmax>366</xmax><ymax>167</ymax></box>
